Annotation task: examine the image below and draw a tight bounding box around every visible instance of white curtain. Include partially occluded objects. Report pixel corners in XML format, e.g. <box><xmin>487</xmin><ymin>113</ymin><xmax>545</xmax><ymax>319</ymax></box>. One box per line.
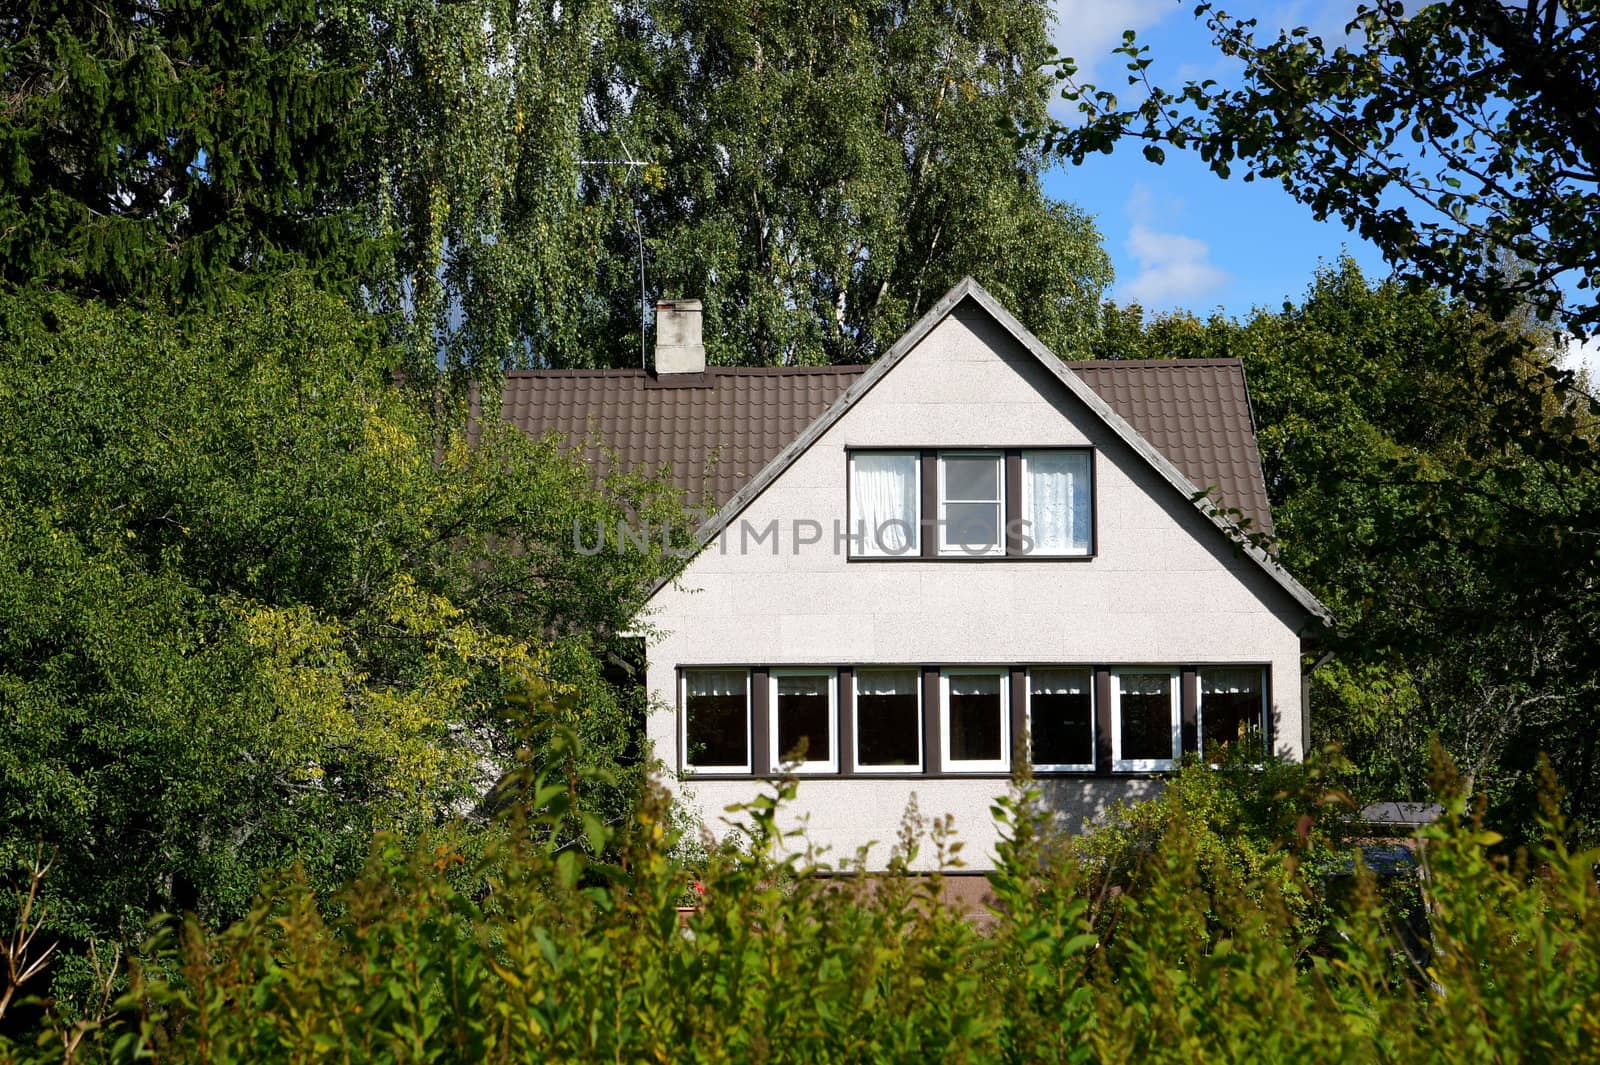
<box><xmin>851</xmin><ymin>452</ymin><xmax>918</xmax><ymax>555</ymax></box>
<box><xmin>949</xmin><ymin>673</ymin><xmax>1001</xmax><ymax>698</ymax></box>
<box><xmin>1026</xmin><ymin>451</ymin><xmax>1090</xmax><ymax>554</ymax></box>
<box><xmin>686</xmin><ymin>670</ymin><xmax>746</xmax><ymax>698</ymax></box>
<box><xmin>778</xmin><ymin>673</ymin><xmax>829</xmax><ymax>699</ymax></box>
<box><xmin>1202</xmin><ymin>668</ymin><xmax>1261</xmax><ymax>696</ymax></box>
<box><xmin>857</xmin><ymin>669</ymin><xmax>917</xmax><ymax>696</ymax></box>
<box><xmin>1031</xmin><ymin>668</ymin><xmax>1090</xmax><ymax>696</ymax></box>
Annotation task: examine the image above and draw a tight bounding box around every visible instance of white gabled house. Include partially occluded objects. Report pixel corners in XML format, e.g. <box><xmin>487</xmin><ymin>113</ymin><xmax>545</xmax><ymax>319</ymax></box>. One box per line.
<box><xmin>502</xmin><ymin>278</ymin><xmax>1331</xmax><ymax>869</ymax></box>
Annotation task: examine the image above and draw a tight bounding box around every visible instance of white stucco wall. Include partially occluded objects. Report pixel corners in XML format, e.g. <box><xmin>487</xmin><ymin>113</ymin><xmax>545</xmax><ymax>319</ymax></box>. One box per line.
<box><xmin>640</xmin><ymin>305</ymin><xmax>1315</xmax><ymax>870</ymax></box>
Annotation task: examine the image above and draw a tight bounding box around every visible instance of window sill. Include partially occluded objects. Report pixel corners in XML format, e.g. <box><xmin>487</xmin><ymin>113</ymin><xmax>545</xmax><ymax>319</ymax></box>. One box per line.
<box><xmin>1113</xmin><ymin>760</ymin><xmax>1178</xmax><ymax>773</ymax></box>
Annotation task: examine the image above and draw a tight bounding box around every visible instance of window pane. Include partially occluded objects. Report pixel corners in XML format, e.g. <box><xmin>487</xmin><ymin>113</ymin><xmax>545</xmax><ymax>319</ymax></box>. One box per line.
<box><xmin>944</xmin><ymin>454</ymin><xmax>999</xmax><ymax>500</ymax></box>
<box><xmin>949</xmin><ymin>673</ymin><xmax>1003</xmax><ymax>763</ymax></box>
<box><xmin>1119</xmin><ymin>673</ymin><xmax>1174</xmax><ymax>762</ymax></box>
<box><xmin>1031</xmin><ymin>668</ymin><xmax>1093</xmax><ymax>766</ymax></box>
<box><xmin>849</xmin><ymin>452</ymin><xmax>918</xmax><ymax>556</ymax></box>
<box><xmin>777</xmin><ymin>674</ymin><xmax>831</xmax><ymax>764</ymax></box>
<box><xmin>1025</xmin><ymin>451</ymin><xmax>1091</xmax><ymax>555</ymax></box>
<box><xmin>1202</xmin><ymin>668</ymin><xmax>1265</xmax><ymax>757</ymax></box>
<box><xmin>945</xmin><ymin>501</ymin><xmax>1000</xmax><ymax>553</ymax></box>
<box><xmin>857</xmin><ymin>669</ymin><xmax>920</xmax><ymax>767</ymax></box>
<box><xmin>685</xmin><ymin>670</ymin><xmax>748</xmax><ymax>767</ymax></box>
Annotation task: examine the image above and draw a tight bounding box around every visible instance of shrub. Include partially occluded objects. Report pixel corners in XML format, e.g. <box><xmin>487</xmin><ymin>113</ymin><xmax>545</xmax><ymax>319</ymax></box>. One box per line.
<box><xmin>3</xmin><ymin>728</ymin><xmax>1596</xmax><ymax>1063</ymax></box>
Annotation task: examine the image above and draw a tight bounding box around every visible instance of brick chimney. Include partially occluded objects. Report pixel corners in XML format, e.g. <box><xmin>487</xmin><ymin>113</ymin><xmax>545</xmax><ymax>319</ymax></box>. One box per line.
<box><xmin>654</xmin><ymin>298</ymin><xmax>705</xmax><ymax>376</ymax></box>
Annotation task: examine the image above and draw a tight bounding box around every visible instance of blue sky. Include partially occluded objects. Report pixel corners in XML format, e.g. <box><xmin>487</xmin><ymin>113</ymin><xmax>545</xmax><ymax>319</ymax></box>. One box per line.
<box><xmin>1035</xmin><ymin>1</ymin><xmax>1600</xmax><ymax>377</ymax></box>
<box><xmin>1037</xmin><ymin>1</ymin><xmax>1390</xmax><ymax>321</ymax></box>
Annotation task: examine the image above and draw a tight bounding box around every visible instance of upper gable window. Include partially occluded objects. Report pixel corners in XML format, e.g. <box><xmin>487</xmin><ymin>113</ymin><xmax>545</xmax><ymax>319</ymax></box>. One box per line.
<box><xmin>1022</xmin><ymin>450</ymin><xmax>1093</xmax><ymax>556</ymax></box>
<box><xmin>846</xmin><ymin>447</ymin><xmax>1096</xmax><ymax>561</ymax></box>
<box><xmin>848</xmin><ymin>452</ymin><xmax>920</xmax><ymax>557</ymax></box>
<box><xmin>938</xmin><ymin>452</ymin><xmax>1004</xmax><ymax>556</ymax></box>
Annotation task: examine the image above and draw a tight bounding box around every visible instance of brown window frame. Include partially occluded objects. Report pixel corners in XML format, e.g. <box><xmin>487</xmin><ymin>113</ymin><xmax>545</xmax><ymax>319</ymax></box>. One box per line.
<box><xmin>845</xmin><ymin>447</ymin><xmax>1097</xmax><ymax>562</ymax></box>
<box><xmin>676</xmin><ymin>662</ymin><xmax>1271</xmax><ymax>779</ymax></box>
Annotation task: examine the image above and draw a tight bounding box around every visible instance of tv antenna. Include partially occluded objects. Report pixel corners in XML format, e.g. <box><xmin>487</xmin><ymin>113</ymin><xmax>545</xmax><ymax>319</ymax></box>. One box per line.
<box><xmin>578</xmin><ymin>141</ymin><xmax>649</xmax><ymax>369</ymax></box>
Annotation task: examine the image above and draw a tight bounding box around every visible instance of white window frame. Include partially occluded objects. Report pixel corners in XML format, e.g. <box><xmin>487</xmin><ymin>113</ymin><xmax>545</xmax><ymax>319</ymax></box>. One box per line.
<box><xmin>852</xmin><ymin>668</ymin><xmax>923</xmax><ymax>774</ymax></box>
<box><xmin>1026</xmin><ymin>667</ymin><xmax>1096</xmax><ymax>772</ymax></box>
<box><xmin>1020</xmin><ymin>449</ymin><xmax>1093</xmax><ymax>557</ymax></box>
<box><xmin>1198</xmin><ymin>666</ymin><xmax>1269</xmax><ymax>764</ymax></box>
<box><xmin>937</xmin><ymin>451</ymin><xmax>1005</xmax><ymax>557</ymax></box>
<box><xmin>940</xmin><ymin>668</ymin><xmax>1011</xmax><ymax>772</ymax></box>
<box><xmin>769</xmin><ymin>669</ymin><xmax>838</xmax><ymax>774</ymax></box>
<box><xmin>1111</xmin><ymin>667</ymin><xmax>1181</xmax><ymax>772</ymax></box>
<box><xmin>680</xmin><ymin>669</ymin><xmax>752</xmax><ymax>776</ymax></box>
<box><xmin>848</xmin><ymin>451</ymin><xmax>921</xmax><ymax>558</ymax></box>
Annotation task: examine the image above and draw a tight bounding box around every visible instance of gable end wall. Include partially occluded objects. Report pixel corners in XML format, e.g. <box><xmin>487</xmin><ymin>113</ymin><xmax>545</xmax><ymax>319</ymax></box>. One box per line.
<box><xmin>642</xmin><ymin>307</ymin><xmax>1313</xmax><ymax>869</ymax></box>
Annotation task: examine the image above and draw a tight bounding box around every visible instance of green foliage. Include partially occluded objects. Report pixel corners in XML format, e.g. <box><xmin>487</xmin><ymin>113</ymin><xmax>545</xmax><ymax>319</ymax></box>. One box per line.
<box><xmin>576</xmin><ymin>0</ymin><xmax>1111</xmax><ymax>368</ymax></box>
<box><xmin>357</xmin><ymin>0</ymin><xmax>618</xmax><ymax>375</ymax></box>
<box><xmin>1041</xmin><ymin>1</ymin><xmax>1600</xmax><ymax>336</ymax></box>
<box><xmin>1065</xmin><ymin>752</ymin><xmax>1353</xmax><ymax>947</ymax></box>
<box><xmin>6</xmin><ymin>738</ymin><xmax>1599</xmax><ymax>1063</ymax></box>
<box><xmin>1092</xmin><ymin>260</ymin><xmax>1600</xmax><ymax>840</ymax></box>
<box><xmin>361</xmin><ymin>0</ymin><xmax>1115</xmax><ymax>371</ymax></box>
<box><xmin>1052</xmin><ymin>9</ymin><xmax>1600</xmax><ymax>841</ymax></box>
<box><xmin>0</xmin><ymin>1</ymin><xmax>375</xmax><ymax>303</ymax></box>
<box><xmin>0</xmin><ymin>280</ymin><xmax>688</xmax><ymax>1000</ymax></box>
<box><xmin>5</xmin><ymin>0</ymin><xmax>1109</xmax><ymax>372</ymax></box>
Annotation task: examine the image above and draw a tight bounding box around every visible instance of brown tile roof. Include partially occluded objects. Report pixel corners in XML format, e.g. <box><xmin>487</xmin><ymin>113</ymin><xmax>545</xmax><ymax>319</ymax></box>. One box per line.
<box><xmin>499</xmin><ymin>358</ymin><xmax>1274</xmax><ymax>534</ymax></box>
<box><xmin>499</xmin><ymin>366</ymin><xmax>866</xmax><ymax>511</ymax></box>
<box><xmin>1066</xmin><ymin>359</ymin><xmax>1273</xmax><ymax>536</ymax></box>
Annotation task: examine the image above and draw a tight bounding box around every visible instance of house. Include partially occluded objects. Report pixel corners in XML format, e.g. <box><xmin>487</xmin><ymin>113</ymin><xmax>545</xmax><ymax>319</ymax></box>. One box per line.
<box><xmin>502</xmin><ymin>278</ymin><xmax>1331</xmax><ymax>870</ymax></box>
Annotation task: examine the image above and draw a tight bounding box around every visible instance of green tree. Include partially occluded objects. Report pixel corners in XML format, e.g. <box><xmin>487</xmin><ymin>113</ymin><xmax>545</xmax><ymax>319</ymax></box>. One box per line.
<box><xmin>1042</xmin><ymin>0</ymin><xmax>1600</xmax><ymax>336</ymax></box>
<box><xmin>0</xmin><ymin>279</ymin><xmax>687</xmax><ymax>994</ymax></box>
<box><xmin>4</xmin><ymin>0</ymin><xmax>1113</xmax><ymax>373</ymax></box>
<box><xmin>356</xmin><ymin>0</ymin><xmax>619</xmax><ymax>375</ymax></box>
<box><xmin>573</xmin><ymin>0</ymin><xmax>1111</xmax><ymax>368</ymax></box>
<box><xmin>1094</xmin><ymin>261</ymin><xmax>1600</xmax><ymax>837</ymax></box>
<box><xmin>1043</xmin><ymin>0</ymin><xmax>1600</xmax><ymax>833</ymax></box>
<box><xmin>0</xmin><ymin>1</ymin><xmax>374</xmax><ymax>303</ymax></box>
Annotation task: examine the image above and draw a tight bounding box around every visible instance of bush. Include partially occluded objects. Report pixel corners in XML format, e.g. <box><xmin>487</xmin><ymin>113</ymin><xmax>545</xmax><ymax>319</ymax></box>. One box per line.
<box><xmin>3</xmin><ymin>726</ymin><xmax>1596</xmax><ymax>1063</ymax></box>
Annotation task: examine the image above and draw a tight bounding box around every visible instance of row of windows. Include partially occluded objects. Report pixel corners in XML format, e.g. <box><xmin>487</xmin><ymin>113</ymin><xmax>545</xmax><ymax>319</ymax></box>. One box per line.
<box><xmin>679</xmin><ymin>666</ymin><xmax>1269</xmax><ymax>776</ymax></box>
<box><xmin>848</xmin><ymin>449</ymin><xmax>1093</xmax><ymax>558</ymax></box>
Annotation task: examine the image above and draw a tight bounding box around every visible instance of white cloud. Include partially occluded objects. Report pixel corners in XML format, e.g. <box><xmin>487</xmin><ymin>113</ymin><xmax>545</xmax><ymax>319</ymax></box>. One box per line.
<box><xmin>1562</xmin><ymin>334</ymin><xmax>1600</xmax><ymax>386</ymax></box>
<box><xmin>1050</xmin><ymin>0</ymin><xmax>1176</xmax><ymax>92</ymax></box>
<box><xmin>1262</xmin><ymin>0</ymin><xmax>1363</xmax><ymax>47</ymax></box>
<box><xmin>1116</xmin><ymin>185</ymin><xmax>1230</xmax><ymax>307</ymax></box>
